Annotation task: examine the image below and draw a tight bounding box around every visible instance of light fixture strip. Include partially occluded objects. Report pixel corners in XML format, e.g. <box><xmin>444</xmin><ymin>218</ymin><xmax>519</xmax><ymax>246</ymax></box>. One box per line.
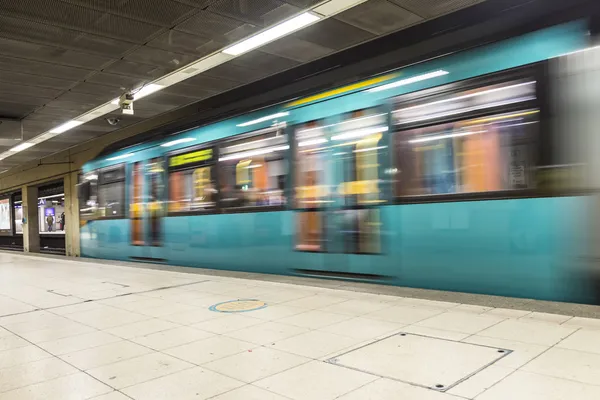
<box><xmin>237</xmin><ymin>112</ymin><xmax>290</xmax><ymax>127</ymax></box>
<box><xmin>368</xmin><ymin>70</ymin><xmax>449</xmax><ymax>93</ymax></box>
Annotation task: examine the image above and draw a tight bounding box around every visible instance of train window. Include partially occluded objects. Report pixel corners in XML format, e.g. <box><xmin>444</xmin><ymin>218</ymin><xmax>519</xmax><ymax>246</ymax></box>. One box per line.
<box><xmin>131</xmin><ymin>162</ymin><xmax>144</xmax><ymax>245</ymax></box>
<box><xmin>97</xmin><ymin>165</ymin><xmax>126</xmax><ymax>218</ymax></box>
<box><xmin>394</xmin><ymin>109</ymin><xmax>538</xmax><ymax>196</ymax></box>
<box><xmin>219</xmin><ymin>128</ymin><xmax>288</xmax><ymax>210</ymax></box>
<box><xmin>148</xmin><ymin>158</ymin><xmax>165</xmax><ymax>245</ymax></box>
<box><xmin>79</xmin><ymin>171</ymin><xmax>99</xmax><ymax>218</ymax></box>
<box><xmin>168</xmin><ymin>147</ymin><xmax>216</xmax><ymax>213</ymax></box>
<box><xmin>295</xmin><ymin>120</ymin><xmax>328</xmax><ymax>251</ymax></box>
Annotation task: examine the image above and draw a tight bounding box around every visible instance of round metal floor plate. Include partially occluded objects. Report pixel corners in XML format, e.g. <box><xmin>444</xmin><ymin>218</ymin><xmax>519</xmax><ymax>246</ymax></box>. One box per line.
<box><xmin>209</xmin><ymin>299</ymin><xmax>267</xmax><ymax>313</ymax></box>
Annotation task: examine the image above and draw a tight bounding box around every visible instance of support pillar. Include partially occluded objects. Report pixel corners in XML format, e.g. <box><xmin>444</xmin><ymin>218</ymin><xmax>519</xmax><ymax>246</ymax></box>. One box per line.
<box><xmin>64</xmin><ymin>172</ymin><xmax>80</xmax><ymax>257</ymax></box>
<box><xmin>22</xmin><ymin>185</ymin><xmax>39</xmax><ymax>253</ymax></box>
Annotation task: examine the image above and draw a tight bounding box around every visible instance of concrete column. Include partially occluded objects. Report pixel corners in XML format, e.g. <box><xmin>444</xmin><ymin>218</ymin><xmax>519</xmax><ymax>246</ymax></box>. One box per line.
<box><xmin>64</xmin><ymin>172</ymin><xmax>80</xmax><ymax>257</ymax></box>
<box><xmin>22</xmin><ymin>185</ymin><xmax>40</xmax><ymax>253</ymax></box>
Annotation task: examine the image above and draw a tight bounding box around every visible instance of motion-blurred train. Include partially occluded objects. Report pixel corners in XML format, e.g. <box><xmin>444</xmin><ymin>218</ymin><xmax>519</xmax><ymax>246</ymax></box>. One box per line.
<box><xmin>78</xmin><ymin>20</ymin><xmax>600</xmax><ymax>304</ymax></box>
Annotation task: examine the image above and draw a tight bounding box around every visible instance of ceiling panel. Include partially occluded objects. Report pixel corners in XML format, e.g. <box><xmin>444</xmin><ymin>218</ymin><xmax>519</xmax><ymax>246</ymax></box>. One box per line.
<box><xmin>390</xmin><ymin>0</ymin><xmax>485</xmax><ymax>18</ymax></box>
<box><xmin>336</xmin><ymin>0</ymin><xmax>422</xmax><ymax>35</ymax></box>
<box><xmin>0</xmin><ymin>82</ymin><xmax>62</xmax><ymax>100</ymax></box>
<box><xmin>260</xmin><ymin>36</ymin><xmax>333</xmax><ymax>62</ymax></box>
<box><xmin>0</xmin><ymin>55</ymin><xmax>93</xmax><ymax>81</ymax></box>
<box><xmin>86</xmin><ymin>73</ymin><xmax>148</xmax><ymax>90</ymax></box>
<box><xmin>283</xmin><ymin>0</ymin><xmax>323</xmax><ymax>8</ymax></box>
<box><xmin>0</xmin><ymin>0</ymin><xmax>163</xmax><ymax>43</ymax></box>
<box><xmin>209</xmin><ymin>0</ymin><xmax>286</xmax><ymax>26</ymax></box>
<box><xmin>183</xmin><ymin>74</ymin><xmax>241</xmax><ymax>92</ymax></box>
<box><xmin>293</xmin><ymin>18</ymin><xmax>374</xmax><ymax>50</ymax></box>
<box><xmin>202</xmin><ymin>62</ymin><xmax>271</xmax><ymax>83</ymax></box>
<box><xmin>70</xmin><ymin>82</ymin><xmax>124</xmax><ymax>97</ymax></box>
<box><xmin>63</xmin><ymin>0</ymin><xmax>197</xmax><ymax>27</ymax></box>
<box><xmin>0</xmin><ymin>38</ymin><xmax>116</xmax><ymax>69</ymax></box>
<box><xmin>0</xmin><ymin>71</ymin><xmax>76</xmax><ymax>90</ymax></box>
<box><xmin>103</xmin><ymin>60</ymin><xmax>167</xmax><ymax>80</ymax></box>
<box><xmin>124</xmin><ymin>47</ymin><xmax>198</xmax><ymax>70</ymax></box>
<box><xmin>175</xmin><ymin>10</ymin><xmax>251</xmax><ymax>39</ymax></box>
<box><xmin>0</xmin><ymin>15</ymin><xmax>138</xmax><ymax>58</ymax></box>
<box><xmin>230</xmin><ymin>50</ymin><xmax>300</xmax><ymax>75</ymax></box>
<box><xmin>147</xmin><ymin>30</ymin><xmax>215</xmax><ymax>56</ymax></box>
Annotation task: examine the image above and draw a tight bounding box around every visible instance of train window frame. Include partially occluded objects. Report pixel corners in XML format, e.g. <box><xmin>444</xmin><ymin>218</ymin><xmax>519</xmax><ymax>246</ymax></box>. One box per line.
<box><xmin>166</xmin><ymin>144</ymin><xmax>220</xmax><ymax>217</ymax></box>
<box><xmin>390</xmin><ymin>64</ymin><xmax>543</xmax><ymax>204</ymax></box>
<box><xmin>96</xmin><ymin>163</ymin><xmax>127</xmax><ymax>219</ymax></box>
<box><xmin>217</xmin><ymin>125</ymin><xmax>289</xmax><ymax>214</ymax></box>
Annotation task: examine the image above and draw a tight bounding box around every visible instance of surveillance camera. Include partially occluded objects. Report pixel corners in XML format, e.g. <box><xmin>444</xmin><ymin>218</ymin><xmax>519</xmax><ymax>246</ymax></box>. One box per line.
<box><xmin>119</xmin><ymin>93</ymin><xmax>135</xmax><ymax>115</ymax></box>
<box><xmin>106</xmin><ymin>117</ymin><xmax>120</xmax><ymax>126</ymax></box>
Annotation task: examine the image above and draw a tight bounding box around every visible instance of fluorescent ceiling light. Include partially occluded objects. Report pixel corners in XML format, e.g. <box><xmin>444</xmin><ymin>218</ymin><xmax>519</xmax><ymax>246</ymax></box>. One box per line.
<box><xmin>237</xmin><ymin>112</ymin><xmax>290</xmax><ymax>127</ymax></box>
<box><xmin>246</xmin><ymin>164</ymin><xmax>263</xmax><ymax>169</ymax></box>
<box><xmin>161</xmin><ymin>138</ymin><xmax>196</xmax><ymax>147</ymax></box>
<box><xmin>85</xmin><ymin>174</ymin><xmax>98</xmax><ymax>180</ymax></box>
<box><xmin>368</xmin><ymin>70</ymin><xmax>449</xmax><ymax>93</ymax></box>
<box><xmin>134</xmin><ymin>84</ymin><xmax>164</xmax><ymax>100</ymax></box>
<box><xmin>219</xmin><ymin>145</ymin><xmax>289</xmax><ymax>162</ymax></box>
<box><xmin>223</xmin><ymin>13</ymin><xmax>320</xmax><ymax>56</ymax></box>
<box><xmin>10</xmin><ymin>142</ymin><xmax>35</xmax><ymax>152</ymax></box>
<box><xmin>409</xmin><ymin>130</ymin><xmax>486</xmax><ymax>144</ymax></box>
<box><xmin>49</xmin><ymin>120</ymin><xmax>84</xmax><ymax>134</ymax></box>
<box><xmin>38</xmin><ymin>193</ymin><xmax>65</xmax><ymax>200</ymax></box>
<box><xmin>298</xmin><ymin>138</ymin><xmax>328</xmax><ymax>147</ymax></box>
<box><xmin>332</xmin><ymin>126</ymin><xmax>389</xmax><ymax>141</ymax></box>
<box><xmin>107</xmin><ymin>153</ymin><xmax>134</xmax><ymax>161</ymax></box>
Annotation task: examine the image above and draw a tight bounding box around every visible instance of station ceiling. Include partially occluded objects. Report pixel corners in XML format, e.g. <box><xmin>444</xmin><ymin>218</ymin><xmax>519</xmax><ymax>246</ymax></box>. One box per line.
<box><xmin>0</xmin><ymin>0</ymin><xmax>485</xmax><ymax>169</ymax></box>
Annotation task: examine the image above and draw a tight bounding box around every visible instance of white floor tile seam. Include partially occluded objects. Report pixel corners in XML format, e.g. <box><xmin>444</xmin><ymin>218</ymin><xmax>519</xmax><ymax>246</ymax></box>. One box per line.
<box><xmin>204</xmin><ymin>384</ymin><xmax>295</xmax><ymax>400</ymax></box>
<box><xmin>0</xmin><ymin>325</ymin><xmax>128</xmax><ymax>398</ymax></box>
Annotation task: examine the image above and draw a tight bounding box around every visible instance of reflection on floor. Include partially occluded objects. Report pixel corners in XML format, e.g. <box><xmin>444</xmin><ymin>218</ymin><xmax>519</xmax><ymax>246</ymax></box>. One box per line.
<box><xmin>1</xmin><ymin>252</ymin><xmax>600</xmax><ymax>400</ymax></box>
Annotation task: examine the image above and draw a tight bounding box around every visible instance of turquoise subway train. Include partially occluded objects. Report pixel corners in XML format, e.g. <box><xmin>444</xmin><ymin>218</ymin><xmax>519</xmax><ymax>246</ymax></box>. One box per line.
<box><xmin>79</xmin><ymin>21</ymin><xmax>597</xmax><ymax>304</ymax></box>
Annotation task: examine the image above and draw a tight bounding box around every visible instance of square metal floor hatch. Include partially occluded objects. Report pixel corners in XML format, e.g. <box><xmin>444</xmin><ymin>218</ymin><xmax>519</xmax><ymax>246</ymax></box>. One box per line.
<box><xmin>326</xmin><ymin>332</ymin><xmax>511</xmax><ymax>391</ymax></box>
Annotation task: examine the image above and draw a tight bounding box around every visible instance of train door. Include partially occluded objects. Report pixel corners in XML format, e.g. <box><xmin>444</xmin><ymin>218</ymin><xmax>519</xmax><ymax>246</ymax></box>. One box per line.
<box><xmin>130</xmin><ymin>157</ymin><xmax>166</xmax><ymax>261</ymax></box>
<box><xmin>294</xmin><ymin>107</ymin><xmax>392</xmax><ymax>276</ymax></box>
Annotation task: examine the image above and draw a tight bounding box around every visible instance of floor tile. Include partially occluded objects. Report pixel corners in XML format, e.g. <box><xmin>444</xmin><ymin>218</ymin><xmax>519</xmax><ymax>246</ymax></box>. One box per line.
<box><xmin>89</xmin><ymin>392</ymin><xmax>131</xmax><ymax>400</ymax></box>
<box><xmin>463</xmin><ymin>335</ymin><xmax>548</xmax><ymax>369</ymax></box>
<box><xmin>191</xmin><ymin>315</ymin><xmax>264</xmax><ymax>334</ymax></box>
<box><xmin>87</xmin><ymin>352</ymin><xmax>193</xmax><ymax>389</ymax></box>
<box><xmin>365</xmin><ymin>305</ymin><xmax>444</xmax><ymax>324</ymax></box>
<box><xmin>0</xmin><ymin>357</ymin><xmax>77</xmax><ymax>393</ymax></box>
<box><xmin>319</xmin><ymin>317</ymin><xmax>404</xmax><ymax>340</ymax></box>
<box><xmin>164</xmin><ymin>336</ymin><xmax>256</xmax><ymax>364</ymax></box>
<box><xmin>562</xmin><ymin>316</ymin><xmax>600</xmax><ymax>330</ymax></box>
<box><xmin>395</xmin><ymin>298</ymin><xmax>459</xmax><ymax>309</ymax></box>
<box><xmin>209</xmin><ymin>384</ymin><xmax>291</xmax><ymax>400</ymax></box>
<box><xmin>332</xmin><ymin>333</ymin><xmax>505</xmax><ymax>390</ymax></box>
<box><xmin>255</xmin><ymin>360</ymin><xmax>377</xmax><ymax>400</ymax></box>
<box><xmin>476</xmin><ymin>370</ymin><xmax>600</xmax><ymax>400</ymax></box>
<box><xmin>259</xmin><ymin>290</ymin><xmax>316</xmax><ymax>304</ymax></box>
<box><xmin>225</xmin><ymin>321</ymin><xmax>308</xmax><ymax>345</ymax></box>
<box><xmin>317</xmin><ymin>300</ymin><xmax>392</xmax><ymax>316</ymax></box>
<box><xmin>50</xmin><ymin>301</ymin><xmax>110</xmax><ymax>316</ymax></box>
<box><xmin>268</xmin><ymin>330</ymin><xmax>361</xmax><ymax>359</ymax></box>
<box><xmin>60</xmin><ymin>340</ymin><xmax>153</xmax><ymax>370</ymax></box>
<box><xmin>277</xmin><ymin>310</ymin><xmax>351</xmax><ymax>329</ymax></box>
<box><xmin>337</xmin><ymin>378</ymin><xmax>460</xmax><ymax>400</ymax></box>
<box><xmin>65</xmin><ymin>307</ymin><xmax>149</xmax><ymax>330</ymax></box>
<box><xmin>401</xmin><ymin>325</ymin><xmax>470</xmax><ymax>341</ymax></box>
<box><xmin>0</xmin><ymin>335</ymin><xmax>29</xmax><ymax>352</ymax></box>
<box><xmin>415</xmin><ymin>311</ymin><xmax>505</xmax><ymax>334</ymax></box>
<box><xmin>203</xmin><ymin>347</ymin><xmax>310</xmax><ymax>383</ymax></box>
<box><xmin>283</xmin><ymin>295</ymin><xmax>348</xmax><ymax>309</ymax></box>
<box><xmin>159</xmin><ymin>309</ymin><xmax>225</xmax><ymax>325</ymax></box>
<box><xmin>241</xmin><ymin>305</ymin><xmax>307</xmax><ymax>321</ymax></box>
<box><xmin>139</xmin><ymin>303</ymin><xmax>199</xmax><ymax>317</ymax></box>
<box><xmin>522</xmin><ymin>347</ymin><xmax>600</xmax><ymax>386</ymax></box>
<box><xmin>0</xmin><ymin>373</ymin><xmax>112</xmax><ymax>400</ymax></box>
<box><xmin>37</xmin><ymin>331</ymin><xmax>121</xmax><ymax>356</ymax></box>
<box><xmin>476</xmin><ymin>319</ymin><xmax>576</xmax><ymax>346</ymax></box>
<box><xmin>556</xmin><ymin>329</ymin><xmax>600</xmax><ymax>354</ymax></box>
<box><xmin>447</xmin><ymin>365</ymin><xmax>514</xmax><ymax>398</ymax></box>
<box><xmin>104</xmin><ymin>318</ymin><xmax>179</xmax><ymax>339</ymax></box>
<box><xmin>483</xmin><ymin>308</ymin><xmax>532</xmax><ymax>318</ymax></box>
<box><xmin>19</xmin><ymin>323</ymin><xmax>96</xmax><ymax>343</ymax></box>
<box><xmin>453</xmin><ymin>304</ymin><xmax>493</xmax><ymax>314</ymax></box>
<box><xmin>0</xmin><ymin>345</ymin><xmax>52</xmax><ymax>369</ymax></box>
<box><xmin>122</xmin><ymin>367</ymin><xmax>243</xmax><ymax>399</ymax></box>
<box><xmin>130</xmin><ymin>326</ymin><xmax>214</xmax><ymax>350</ymax></box>
<box><xmin>520</xmin><ymin>312</ymin><xmax>572</xmax><ymax>325</ymax></box>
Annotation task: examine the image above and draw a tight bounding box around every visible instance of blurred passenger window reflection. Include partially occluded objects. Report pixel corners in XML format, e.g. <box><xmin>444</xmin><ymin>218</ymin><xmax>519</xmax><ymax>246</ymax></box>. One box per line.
<box><xmin>168</xmin><ymin>147</ymin><xmax>216</xmax><ymax>213</ymax></box>
<box><xmin>393</xmin><ymin>79</ymin><xmax>538</xmax><ymax>196</ymax></box>
<box><xmin>97</xmin><ymin>165</ymin><xmax>125</xmax><ymax>217</ymax></box>
<box><xmin>219</xmin><ymin>127</ymin><xmax>288</xmax><ymax>209</ymax></box>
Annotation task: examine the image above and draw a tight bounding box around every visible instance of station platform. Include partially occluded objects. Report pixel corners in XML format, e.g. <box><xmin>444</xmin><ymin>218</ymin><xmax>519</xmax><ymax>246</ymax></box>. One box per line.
<box><xmin>1</xmin><ymin>252</ymin><xmax>600</xmax><ymax>400</ymax></box>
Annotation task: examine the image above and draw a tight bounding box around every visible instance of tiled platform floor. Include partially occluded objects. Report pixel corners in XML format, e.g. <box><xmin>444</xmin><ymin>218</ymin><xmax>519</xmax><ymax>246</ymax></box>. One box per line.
<box><xmin>1</xmin><ymin>252</ymin><xmax>600</xmax><ymax>399</ymax></box>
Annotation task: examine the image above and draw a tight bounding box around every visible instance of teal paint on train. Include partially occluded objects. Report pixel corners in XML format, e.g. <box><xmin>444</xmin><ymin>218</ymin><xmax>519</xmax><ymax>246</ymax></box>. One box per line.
<box><xmin>83</xmin><ymin>21</ymin><xmax>587</xmax><ymax>173</ymax></box>
<box><xmin>80</xmin><ymin>196</ymin><xmax>594</xmax><ymax>303</ymax></box>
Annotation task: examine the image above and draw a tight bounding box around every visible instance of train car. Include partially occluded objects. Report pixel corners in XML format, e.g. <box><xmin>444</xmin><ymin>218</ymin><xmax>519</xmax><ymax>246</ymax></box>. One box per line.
<box><xmin>78</xmin><ymin>20</ymin><xmax>597</xmax><ymax>304</ymax></box>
